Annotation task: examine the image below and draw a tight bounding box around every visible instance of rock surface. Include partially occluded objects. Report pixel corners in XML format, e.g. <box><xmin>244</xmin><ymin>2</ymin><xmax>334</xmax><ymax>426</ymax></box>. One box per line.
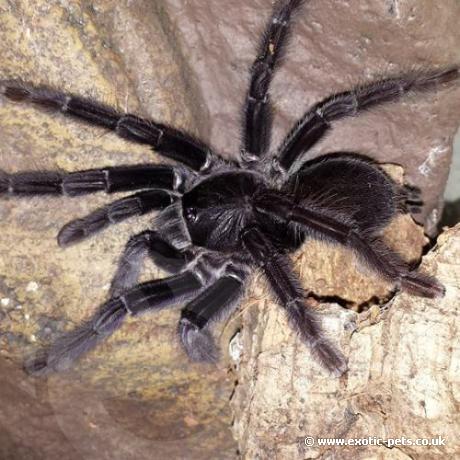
<box><xmin>0</xmin><ymin>1</ymin><xmax>459</xmax><ymax>459</ymax></box>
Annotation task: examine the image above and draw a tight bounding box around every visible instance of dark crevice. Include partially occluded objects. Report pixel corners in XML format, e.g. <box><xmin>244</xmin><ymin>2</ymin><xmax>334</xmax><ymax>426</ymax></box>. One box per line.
<box><xmin>308</xmin><ymin>292</ymin><xmax>354</xmax><ymax>309</ymax></box>
<box><xmin>309</xmin><ymin>288</ymin><xmax>398</xmax><ymax>315</ymax></box>
<box><xmin>439</xmin><ymin>198</ymin><xmax>460</xmax><ymax>230</ymax></box>
<box><xmin>357</xmin><ymin>292</ymin><xmax>397</xmax><ymax>312</ymax></box>
<box><xmin>228</xmin><ymin>378</ymin><xmax>239</xmax><ymax>403</ymax></box>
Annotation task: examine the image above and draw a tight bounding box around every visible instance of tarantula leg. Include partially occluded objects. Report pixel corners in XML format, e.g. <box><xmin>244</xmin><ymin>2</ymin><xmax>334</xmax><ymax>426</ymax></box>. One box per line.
<box><xmin>110</xmin><ymin>230</ymin><xmax>193</xmax><ymax>297</ymax></box>
<box><xmin>25</xmin><ymin>296</ymin><xmax>127</xmax><ymax>375</ymax></box>
<box><xmin>399</xmin><ymin>184</ymin><xmax>423</xmax><ymax>214</ymax></box>
<box><xmin>117</xmin><ymin>271</ymin><xmax>203</xmax><ymax>315</ymax></box>
<box><xmin>255</xmin><ymin>192</ymin><xmax>445</xmax><ymax>298</ymax></box>
<box><xmin>349</xmin><ymin>236</ymin><xmax>445</xmax><ymax>298</ymax></box>
<box><xmin>0</xmin><ymin>80</ymin><xmax>213</xmax><ymax>171</ymax></box>
<box><xmin>178</xmin><ymin>271</ymin><xmax>246</xmax><ymax>362</ymax></box>
<box><xmin>26</xmin><ymin>271</ymin><xmax>203</xmax><ymax>375</ymax></box>
<box><xmin>241</xmin><ymin>225</ymin><xmax>348</xmax><ymax>376</ymax></box>
<box><xmin>276</xmin><ymin>67</ymin><xmax>460</xmax><ymax>172</ymax></box>
<box><xmin>241</xmin><ymin>0</ymin><xmax>305</xmax><ymax>161</ymax></box>
<box><xmin>0</xmin><ymin>164</ymin><xmax>182</xmax><ymax>197</ymax></box>
<box><xmin>58</xmin><ymin>190</ymin><xmax>174</xmax><ymax>247</ymax></box>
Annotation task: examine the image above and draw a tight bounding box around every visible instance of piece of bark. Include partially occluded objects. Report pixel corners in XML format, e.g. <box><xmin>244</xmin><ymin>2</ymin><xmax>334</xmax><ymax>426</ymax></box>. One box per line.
<box><xmin>231</xmin><ymin>223</ymin><xmax>460</xmax><ymax>459</ymax></box>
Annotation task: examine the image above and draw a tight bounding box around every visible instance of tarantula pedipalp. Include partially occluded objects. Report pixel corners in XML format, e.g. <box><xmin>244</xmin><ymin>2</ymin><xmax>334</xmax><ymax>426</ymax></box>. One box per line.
<box><xmin>0</xmin><ymin>0</ymin><xmax>457</xmax><ymax>376</ymax></box>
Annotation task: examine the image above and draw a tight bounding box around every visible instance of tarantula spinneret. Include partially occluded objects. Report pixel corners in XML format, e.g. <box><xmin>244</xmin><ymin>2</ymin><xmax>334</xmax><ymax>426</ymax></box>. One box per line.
<box><xmin>0</xmin><ymin>0</ymin><xmax>457</xmax><ymax>376</ymax></box>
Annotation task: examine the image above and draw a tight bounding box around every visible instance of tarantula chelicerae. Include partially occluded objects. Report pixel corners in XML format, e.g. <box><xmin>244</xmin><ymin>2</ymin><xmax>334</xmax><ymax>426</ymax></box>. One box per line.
<box><xmin>0</xmin><ymin>0</ymin><xmax>457</xmax><ymax>376</ymax></box>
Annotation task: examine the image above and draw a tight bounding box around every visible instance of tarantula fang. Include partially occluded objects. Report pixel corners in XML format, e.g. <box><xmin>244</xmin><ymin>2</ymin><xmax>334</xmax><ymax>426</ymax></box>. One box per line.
<box><xmin>0</xmin><ymin>0</ymin><xmax>457</xmax><ymax>377</ymax></box>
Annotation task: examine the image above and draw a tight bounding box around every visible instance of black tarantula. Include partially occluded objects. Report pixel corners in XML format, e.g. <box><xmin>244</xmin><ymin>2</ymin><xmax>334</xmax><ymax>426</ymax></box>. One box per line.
<box><xmin>0</xmin><ymin>0</ymin><xmax>457</xmax><ymax>376</ymax></box>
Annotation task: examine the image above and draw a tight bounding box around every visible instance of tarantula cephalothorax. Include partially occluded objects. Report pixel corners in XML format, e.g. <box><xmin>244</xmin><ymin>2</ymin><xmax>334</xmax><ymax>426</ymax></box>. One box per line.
<box><xmin>0</xmin><ymin>0</ymin><xmax>457</xmax><ymax>376</ymax></box>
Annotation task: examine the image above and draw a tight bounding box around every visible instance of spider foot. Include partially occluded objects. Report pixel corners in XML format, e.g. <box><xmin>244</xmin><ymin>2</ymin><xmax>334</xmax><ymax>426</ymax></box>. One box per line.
<box><xmin>178</xmin><ymin>318</ymin><xmax>219</xmax><ymax>363</ymax></box>
<box><xmin>24</xmin><ymin>350</ymin><xmax>52</xmax><ymax>376</ymax></box>
<box><xmin>0</xmin><ymin>171</ymin><xmax>8</xmax><ymax>193</ymax></box>
<box><xmin>400</xmin><ymin>184</ymin><xmax>423</xmax><ymax>214</ymax></box>
<box><xmin>24</xmin><ymin>348</ymin><xmax>76</xmax><ymax>376</ymax></box>
<box><xmin>310</xmin><ymin>337</ymin><xmax>348</xmax><ymax>377</ymax></box>
<box><xmin>288</xmin><ymin>304</ymin><xmax>348</xmax><ymax>377</ymax></box>
<box><xmin>24</xmin><ymin>298</ymin><xmax>127</xmax><ymax>376</ymax></box>
<box><xmin>400</xmin><ymin>271</ymin><xmax>445</xmax><ymax>298</ymax></box>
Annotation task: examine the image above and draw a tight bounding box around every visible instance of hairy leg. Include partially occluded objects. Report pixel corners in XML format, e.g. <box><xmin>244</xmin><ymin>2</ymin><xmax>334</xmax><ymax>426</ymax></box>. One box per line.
<box><xmin>0</xmin><ymin>164</ymin><xmax>182</xmax><ymax>196</ymax></box>
<box><xmin>241</xmin><ymin>225</ymin><xmax>348</xmax><ymax>376</ymax></box>
<box><xmin>241</xmin><ymin>0</ymin><xmax>305</xmax><ymax>162</ymax></box>
<box><xmin>255</xmin><ymin>191</ymin><xmax>445</xmax><ymax>298</ymax></box>
<box><xmin>0</xmin><ymin>80</ymin><xmax>214</xmax><ymax>171</ymax></box>
<box><xmin>58</xmin><ymin>190</ymin><xmax>175</xmax><ymax>246</ymax></box>
<box><xmin>178</xmin><ymin>267</ymin><xmax>246</xmax><ymax>362</ymax></box>
<box><xmin>276</xmin><ymin>67</ymin><xmax>460</xmax><ymax>172</ymax></box>
<box><xmin>26</xmin><ymin>270</ymin><xmax>203</xmax><ymax>375</ymax></box>
<box><xmin>110</xmin><ymin>230</ymin><xmax>193</xmax><ymax>297</ymax></box>
<box><xmin>399</xmin><ymin>184</ymin><xmax>423</xmax><ymax>215</ymax></box>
